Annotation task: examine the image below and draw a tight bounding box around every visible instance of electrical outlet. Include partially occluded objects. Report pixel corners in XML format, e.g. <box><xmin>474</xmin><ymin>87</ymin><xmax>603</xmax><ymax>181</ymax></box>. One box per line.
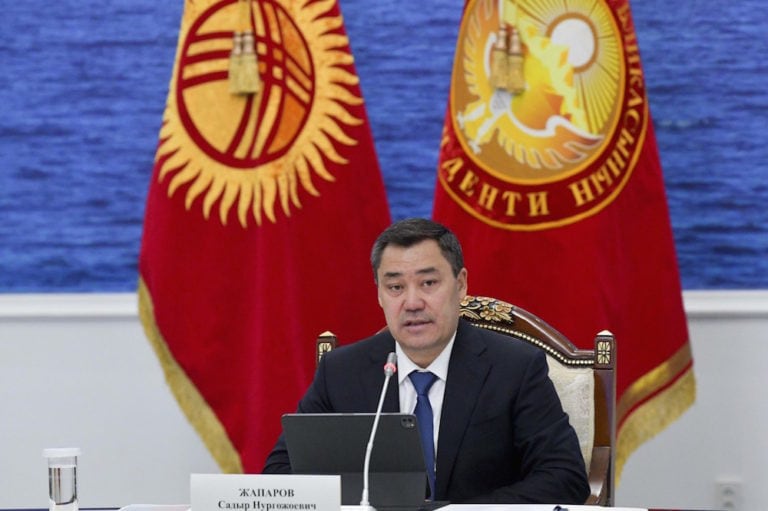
<box><xmin>715</xmin><ymin>478</ymin><xmax>742</xmax><ymax>511</ymax></box>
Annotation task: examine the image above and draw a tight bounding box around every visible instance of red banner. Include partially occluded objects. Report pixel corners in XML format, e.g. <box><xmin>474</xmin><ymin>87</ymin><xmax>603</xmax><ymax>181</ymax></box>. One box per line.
<box><xmin>139</xmin><ymin>0</ymin><xmax>390</xmax><ymax>473</ymax></box>
<box><xmin>433</xmin><ymin>0</ymin><xmax>694</xmax><ymax>481</ymax></box>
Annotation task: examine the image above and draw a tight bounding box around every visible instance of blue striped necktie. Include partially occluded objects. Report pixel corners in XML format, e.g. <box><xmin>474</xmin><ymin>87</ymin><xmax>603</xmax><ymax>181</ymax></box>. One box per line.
<box><xmin>409</xmin><ymin>370</ymin><xmax>438</xmax><ymax>499</ymax></box>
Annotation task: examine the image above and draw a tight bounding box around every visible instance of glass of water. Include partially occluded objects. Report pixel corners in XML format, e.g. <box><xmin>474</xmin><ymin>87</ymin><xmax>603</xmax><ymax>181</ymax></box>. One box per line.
<box><xmin>43</xmin><ymin>448</ymin><xmax>81</xmax><ymax>511</ymax></box>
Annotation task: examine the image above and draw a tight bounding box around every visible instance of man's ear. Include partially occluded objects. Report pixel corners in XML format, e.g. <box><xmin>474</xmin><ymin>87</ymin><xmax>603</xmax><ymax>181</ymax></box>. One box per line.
<box><xmin>458</xmin><ymin>267</ymin><xmax>468</xmax><ymax>297</ymax></box>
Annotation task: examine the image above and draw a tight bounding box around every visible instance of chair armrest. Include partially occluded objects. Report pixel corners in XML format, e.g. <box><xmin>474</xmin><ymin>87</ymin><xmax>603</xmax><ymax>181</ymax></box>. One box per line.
<box><xmin>584</xmin><ymin>445</ymin><xmax>611</xmax><ymax>505</ymax></box>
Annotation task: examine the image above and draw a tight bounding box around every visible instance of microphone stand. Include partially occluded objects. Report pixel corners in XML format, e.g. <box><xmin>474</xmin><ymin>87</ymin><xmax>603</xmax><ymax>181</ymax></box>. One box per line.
<box><xmin>354</xmin><ymin>352</ymin><xmax>397</xmax><ymax>511</ymax></box>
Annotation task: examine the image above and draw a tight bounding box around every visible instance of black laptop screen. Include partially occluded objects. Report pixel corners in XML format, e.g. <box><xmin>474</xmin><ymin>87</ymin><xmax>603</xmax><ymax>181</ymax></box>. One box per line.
<box><xmin>281</xmin><ymin>413</ymin><xmax>427</xmax><ymax>508</ymax></box>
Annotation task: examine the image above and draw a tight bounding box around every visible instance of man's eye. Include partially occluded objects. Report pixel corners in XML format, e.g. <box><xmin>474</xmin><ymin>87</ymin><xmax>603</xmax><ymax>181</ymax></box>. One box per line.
<box><xmin>423</xmin><ymin>279</ymin><xmax>437</xmax><ymax>287</ymax></box>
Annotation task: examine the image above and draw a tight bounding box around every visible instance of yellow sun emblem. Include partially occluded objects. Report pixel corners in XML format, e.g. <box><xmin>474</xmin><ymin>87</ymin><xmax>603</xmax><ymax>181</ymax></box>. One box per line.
<box><xmin>155</xmin><ymin>0</ymin><xmax>363</xmax><ymax>227</ymax></box>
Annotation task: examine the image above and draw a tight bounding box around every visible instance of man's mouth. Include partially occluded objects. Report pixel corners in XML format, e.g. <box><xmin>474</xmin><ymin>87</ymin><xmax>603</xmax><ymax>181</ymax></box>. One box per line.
<box><xmin>403</xmin><ymin>318</ymin><xmax>431</xmax><ymax>327</ymax></box>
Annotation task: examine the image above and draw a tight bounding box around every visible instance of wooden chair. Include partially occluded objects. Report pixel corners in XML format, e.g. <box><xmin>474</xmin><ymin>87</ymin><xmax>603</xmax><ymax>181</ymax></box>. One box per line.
<box><xmin>316</xmin><ymin>294</ymin><xmax>616</xmax><ymax>506</ymax></box>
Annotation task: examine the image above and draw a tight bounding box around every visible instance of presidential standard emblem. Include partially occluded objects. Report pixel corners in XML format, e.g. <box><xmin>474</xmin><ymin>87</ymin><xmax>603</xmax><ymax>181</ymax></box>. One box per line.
<box><xmin>440</xmin><ymin>0</ymin><xmax>649</xmax><ymax>230</ymax></box>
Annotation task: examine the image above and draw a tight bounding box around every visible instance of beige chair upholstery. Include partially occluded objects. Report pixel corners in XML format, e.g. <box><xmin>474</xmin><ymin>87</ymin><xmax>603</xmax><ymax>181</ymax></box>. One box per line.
<box><xmin>316</xmin><ymin>295</ymin><xmax>616</xmax><ymax>506</ymax></box>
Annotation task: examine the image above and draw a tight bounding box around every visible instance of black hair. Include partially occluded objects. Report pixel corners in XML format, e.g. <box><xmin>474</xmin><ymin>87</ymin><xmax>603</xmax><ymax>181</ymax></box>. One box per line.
<box><xmin>370</xmin><ymin>218</ymin><xmax>464</xmax><ymax>283</ymax></box>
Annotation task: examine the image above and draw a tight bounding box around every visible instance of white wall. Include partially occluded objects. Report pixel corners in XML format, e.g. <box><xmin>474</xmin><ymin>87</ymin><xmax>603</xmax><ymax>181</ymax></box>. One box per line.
<box><xmin>1</xmin><ymin>291</ymin><xmax>767</xmax><ymax>510</ymax></box>
<box><xmin>617</xmin><ymin>291</ymin><xmax>768</xmax><ymax>510</ymax></box>
<box><xmin>0</xmin><ymin>294</ymin><xmax>218</xmax><ymax>508</ymax></box>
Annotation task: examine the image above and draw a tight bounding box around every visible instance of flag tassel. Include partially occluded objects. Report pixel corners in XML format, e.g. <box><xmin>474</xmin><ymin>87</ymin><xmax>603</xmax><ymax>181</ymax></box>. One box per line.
<box><xmin>238</xmin><ymin>31</ymin><xmax>261</xmax><ymax>94</ymax></box>
<box><xmin>489</xmin><ymin>24</ymin><xmax>525</xmax><ymax>95</ymax></box>
<box><xmin>505</xmin><ymin>26</ymin><xmax>525</xmax><ymax>95</ymax></box>
<box><xmin>489</xmin><ymin>25</ymin><xmax>510</xmax><ymax>91</ymax></box>
<box><xmin>228</xmin><ymin>32</ymin><xmax>244</xmax><ymax>95</ymax></box>
<box><xmin>228</xmin><ymin>0</ymin><xmax>260</xmax><ymax>96</ymax></box>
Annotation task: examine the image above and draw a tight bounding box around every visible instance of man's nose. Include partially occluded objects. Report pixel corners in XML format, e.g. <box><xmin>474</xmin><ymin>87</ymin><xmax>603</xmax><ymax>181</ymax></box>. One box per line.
<box><xmin>403</xmin><ymin>287</ymin><xmax>425</xmax><ymax>310</ymax></box>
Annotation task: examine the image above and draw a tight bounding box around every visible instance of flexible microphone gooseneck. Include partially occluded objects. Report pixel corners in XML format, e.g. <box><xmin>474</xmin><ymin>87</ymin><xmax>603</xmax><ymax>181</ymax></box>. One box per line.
<box><xmin>358</xmin><ymin>352</ymin><xmax>398</xmax><ymax>511</ymax></box>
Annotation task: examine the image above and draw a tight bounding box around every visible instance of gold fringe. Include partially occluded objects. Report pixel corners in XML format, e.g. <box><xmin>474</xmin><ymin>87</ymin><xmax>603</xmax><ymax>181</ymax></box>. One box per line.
<box><xmin>615</xmin><ymin>366</ymin><xmax>696</xmax><ymax>484</ymax></box>
<box><xmin>137</xmin><ymin>277</ymin><xmax>243</xmax><ymax>474</ymax></box>
<box><xmin>618</xmin><ymin>342</ymin><xmax>694</xmax><ymax>421</ymax></box>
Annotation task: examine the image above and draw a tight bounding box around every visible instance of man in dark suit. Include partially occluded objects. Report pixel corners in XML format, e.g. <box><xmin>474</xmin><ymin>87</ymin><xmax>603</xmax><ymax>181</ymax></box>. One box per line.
<box><xmin>263</xmin><ymin>218</ymin><xmax>589</xmax><ymax>504</ymax></box>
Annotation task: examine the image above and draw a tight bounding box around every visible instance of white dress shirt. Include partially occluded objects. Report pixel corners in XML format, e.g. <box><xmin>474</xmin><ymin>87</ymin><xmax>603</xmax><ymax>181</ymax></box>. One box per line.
<box><xmin>395</xmin><ymin>332</ymin><xmax>456</xmax><ymax>457</ymax></box>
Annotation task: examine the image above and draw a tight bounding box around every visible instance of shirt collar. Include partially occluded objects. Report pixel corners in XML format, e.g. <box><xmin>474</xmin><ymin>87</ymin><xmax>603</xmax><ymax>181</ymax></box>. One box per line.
<box><xmin>395</xmin><ymin>331</ymin><xmax>456</xmax><ymax>385</ymax></box>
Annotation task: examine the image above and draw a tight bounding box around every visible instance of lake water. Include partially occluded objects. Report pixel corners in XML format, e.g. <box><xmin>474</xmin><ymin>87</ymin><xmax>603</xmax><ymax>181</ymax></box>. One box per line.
<box><xmin>1</xmin><ymin>0</ymin><xmax>766</xmax><ymax>291</ymax></box>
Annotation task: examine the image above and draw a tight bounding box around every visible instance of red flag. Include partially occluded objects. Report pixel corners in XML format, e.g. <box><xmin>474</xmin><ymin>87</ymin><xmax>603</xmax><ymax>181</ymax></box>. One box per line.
<box><xmin>139</xmin><ymin>0</ymin><xmax>390</xmax><ymax>473</ymax></box>
<box><xmin>433</xmin><ymin>0</ymin><xmax>694</xmax><ymax>481</ymax></box>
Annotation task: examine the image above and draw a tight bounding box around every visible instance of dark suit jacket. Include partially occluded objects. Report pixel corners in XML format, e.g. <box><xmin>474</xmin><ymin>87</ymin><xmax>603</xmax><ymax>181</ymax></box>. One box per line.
<box><xmin>263</xmin><ymin>318</ymin><xmax>589</xmax><ymax>504</ymax></box>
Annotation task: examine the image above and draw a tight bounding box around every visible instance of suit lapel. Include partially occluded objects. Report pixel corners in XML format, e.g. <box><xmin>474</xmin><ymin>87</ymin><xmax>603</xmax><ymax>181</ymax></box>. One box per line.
<box><xmin>435</xmin><ymin>320</ymin><xmax>490</xmax><ymax>497</ymax></box>
<box><xmin>359</xmin><ymin>331</ymin><xmax>400</xmax><ymax>413</ymax></box>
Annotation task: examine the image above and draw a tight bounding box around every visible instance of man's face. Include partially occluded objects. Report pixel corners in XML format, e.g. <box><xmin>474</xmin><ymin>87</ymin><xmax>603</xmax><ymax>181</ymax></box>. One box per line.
<box><xmin>376</xmin><ymin>239</ymin><xmax>467</xmax><ymax>367</ymax></box>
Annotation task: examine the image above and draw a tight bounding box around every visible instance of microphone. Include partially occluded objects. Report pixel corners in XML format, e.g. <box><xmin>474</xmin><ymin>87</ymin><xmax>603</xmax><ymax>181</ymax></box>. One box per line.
<box><xmin>358</xmin><ymin>352</ymin><xmax>397</xmax><ymax>511</ymax></box>
<box><xmin>383</xmin><ymin>353</ymin><xmax>397</xmax><ymax>378</ymax></box>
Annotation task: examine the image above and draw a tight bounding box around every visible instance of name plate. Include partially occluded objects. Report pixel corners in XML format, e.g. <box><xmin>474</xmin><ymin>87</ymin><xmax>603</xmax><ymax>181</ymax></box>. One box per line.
<box><xmin>191</xmin><ymin>474</ymin><xmax>341</xmax><ymax>511</ymax></box>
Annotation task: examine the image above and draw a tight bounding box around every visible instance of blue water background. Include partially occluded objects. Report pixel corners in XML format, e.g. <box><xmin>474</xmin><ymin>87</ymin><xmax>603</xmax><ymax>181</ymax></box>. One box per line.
<box><xmin>1</xmin><ymin>0</ymin><xmax>766</xmax><ymax>291</ymax></box>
